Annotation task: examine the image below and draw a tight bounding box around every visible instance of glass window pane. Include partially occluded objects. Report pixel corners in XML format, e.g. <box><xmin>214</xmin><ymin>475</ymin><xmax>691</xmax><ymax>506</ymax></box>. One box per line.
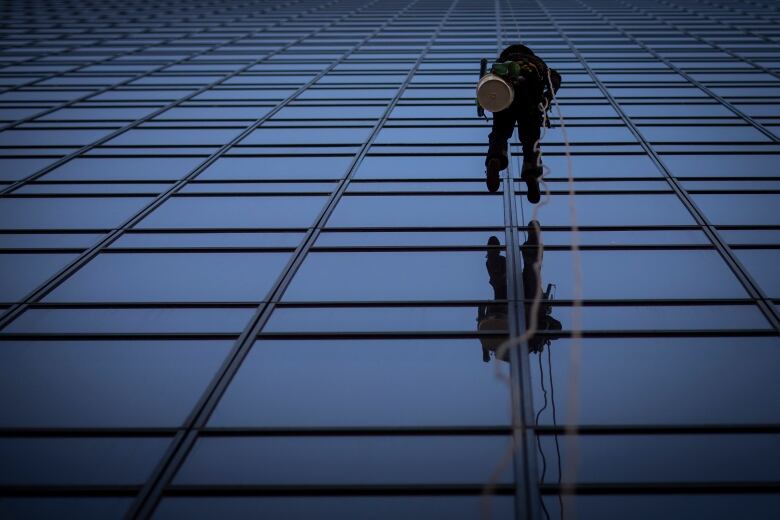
<box><xmin>541</xmin><ymin>495</ymin><xmax>780</xmax><ymax>520</ymax></box>
<box><xmin>113</xmin><ymin>232</ymin><xmax>304</xmax><ymax>248</ymax></box>
<box><xmin>198</xmin><ymin>157</ymin><xmax>352</xmax><ymax>180</ymax></box>
<box><xmin>663</xmin><ymin>154</ymin><xmax>777</xmax><ymax>178</ymax></box>
<box><xmin>550</xmin><ymin>304</ymin><xmax>770</xmax><ymax>331</ymax></box>
<box><xmin>284</xmin><ymin>251</ymin><xmax>500</xmax><ymax>301</ymax></box>
<box><xmin>174</xmin><ymin>435</ymin><xmax>512</xmax><ymax>485</ymax></box>
<box><xmin>539</xmin><ymin>250</ymin><xmax>746</xmax><ymax>299</ymax></box>
<box><xmin>0</xmin><ymin>233</ymin><xmax>101</xmax><ymax>249</ymax></box>
<box><xmin>153</xmin><ymin>496</ymin><xmax>515</xmax><ymax>520</ymax></box>
<box><xmin>328</xmin><ymin>195</ymin><xmax>503</xmax><ymax>227</ymax></box>
<box><xmin>264</xmin><ymin>305</ymin><xmax>505</xmax><ymax>332</ymax></box>
<box><xmin>106</xmin><ymin>128</ymin><xmax>245</xmax><ymax>146</ymax></box>
<box><xmin>0</xmin><ymin>340</ymin><xmax>231</xmax><ymax>427</ymax></box>
<box><xmin>210</xmin><ymin>339</ymin><xmax>510</xmax><ymax>428</ymax></box>
<box><xmin>43</xmin><ymin>157</ymin><xmax>203</xmax><ymax>181</ymax></box>
<box><xmin>522</xmin><ymin>194</ymin><xmax>695</xmax><ymax>226</ymax></box>
<box><xmin>241</xmin><ymin>127</ymin><xmax>373</xmax><ymax>145</ymax></box>
<box><xmin>692</xmin><ymin>194</ymin><xmax>780</xmax><ymax>225</ymax></box>
<box><xmin>6</xmin><ymin>307</ymin><xmax>255</xmax><ymax>334</ymax></box>
<box><xmin>0</xmin><ymin>437</ymin><xmax>169</xmax><ymax>485</ymax></box>
<box><xmin>44</xmin><ymin>252</ymin><xmax>291</xmax><ymax>303</ymax></box>
<box><xmin>315</xmin><ymin>231</ymin><xmax>503</xmax><ymax>247</ymax></box>
<box><xmin>0</xmin><ymin>253</ymin><xmax>77</xmax><ymax>301</ymax></box>
<box><xmin>536</xmin><ymin>154</ymin><xmax>659</xmax><ymax>178</ymax></box>
<box><xmin>531</xmin><ymin>337</ymin><xmax>780</xmax><ymax>425</ymax></box>
<box><xmin>0</xmin><ymin>498</ymin><xmax>132</xmax><ymax>520</ymax></box>
<box><xmin>640</xmin><ymin>125</ymin><xmax>768</xmax><ymax>143</ymax></box>
<box><xmin>355</xmin><ymin>155</ymin><xmax>487</xmax><ymax>179</ymax></box>
<box><xmin>136</xmin><ymin>196</ymin><xmax>327</xmax><ymax>229</ymax></box>
<box><xmin>0</xmin><ymin>129</ymin><xmax>114</xmax><ymax>147</ymax></box>
<box><xmin>0</xmin><ymin>197</ymin><xmax>153</xmax><ymax>230</ymax></box>
<box><xmin>735</xmin><ymin>249</ymin><xmax>780</xmax><ymax>297</ymax></box>
<box><xmin>0</xmin><ymin>158</ymin><xmax>58</xmax><ymax>182</ymax></box>
<box><xmin>538</xmin><ymin>229</ymin><xmax>708</xmax><ymax>246</ymax></box>
<box><xmin>537</xmin><ymin>433</ymin><xmax>780</xmax><ymax>483</ymax></box>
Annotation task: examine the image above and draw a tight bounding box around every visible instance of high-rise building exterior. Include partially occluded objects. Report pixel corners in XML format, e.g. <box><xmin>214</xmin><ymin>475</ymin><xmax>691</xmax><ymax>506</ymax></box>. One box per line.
<box><xmin>1</xmin><ymin>0</ymin><xmax>778</xmax><ymax>518</ymax></box>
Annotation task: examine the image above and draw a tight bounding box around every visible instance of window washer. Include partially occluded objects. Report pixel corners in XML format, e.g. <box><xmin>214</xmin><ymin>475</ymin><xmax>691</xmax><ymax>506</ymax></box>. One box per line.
<box><xmin>476</xmin><ymin>44</ymin><xmax>562</xmax><ymax>200</ymax></box>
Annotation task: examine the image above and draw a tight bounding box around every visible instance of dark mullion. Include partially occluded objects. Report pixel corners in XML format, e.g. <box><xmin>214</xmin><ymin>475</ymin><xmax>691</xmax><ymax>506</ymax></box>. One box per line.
<box><xmin>163</xmin><ymin>485</ymin><xmax>517</xmax><ymax>496</ymax></box>
<box><xmin>4</xmin><ymin>422</ymin><xmax>780</xmax><ymax>439</ymax></box>
<box><xmin>0</xmin><ymin>486</ymin><xmax>141</xmax><ymax>497</ymax></box>
<box><xmin>540</xmin><ymin>482</ymin><xmax>780</xmax><ymax>495</ymax></box>
<box><xmin>4</xmin><ymin>297</ymin><xmax>763</xmax><ymax>308</ymax></box>
<box><xmin>494</xmin><ymin>5</ymin><xmax>545</xmax><ymax>519</ymax></box>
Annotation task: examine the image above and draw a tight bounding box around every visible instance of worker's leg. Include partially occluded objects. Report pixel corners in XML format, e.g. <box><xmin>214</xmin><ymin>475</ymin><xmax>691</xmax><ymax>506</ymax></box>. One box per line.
<box><xmin>486</xmin><ymin>108</ymin><xmax>515</xmax><ymax>170</ymax></box>
<box><xmin>517</xmin><ymin>110</ymin><xmax>544</xmax><ymax>203</ymax></box>
<box><xmin>518</xmin><ymin>114</ymin><xmax>542</xmax><ymax>172</ymax></box>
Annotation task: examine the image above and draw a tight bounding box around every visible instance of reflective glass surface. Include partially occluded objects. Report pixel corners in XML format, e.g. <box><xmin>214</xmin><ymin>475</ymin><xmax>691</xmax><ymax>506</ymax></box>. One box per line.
<box><xmin>540</xmin><ymin>495</ymin><xmax>780</xmax><ymax>520</ymax></box>
<box><xmin>0</xmin><ymin>437</ymin><xmax>170</xmax><ymax>484</ymax></box>
<box><xmin>0</xmin><ymin>498</ymin><xmax>132</xmax><ymax>520</ymax></box>
<box><xmin>210</xmin><ymin>339</ymin><xmax>511</xmax><ymax>427</ymax></box>
<box><xmin>136</xmin><ymin>196</ymin><xmax>328</xmax><ymax>229</ymax></box>
<box><xmin>328</xmin><ymin>195</ymin><xmax>504</xmax><ymax>227</ymax></box>
<box><xmin>153</xmin><ymin>497</ymin><xmax>515</xmax><ymax>520</ymax></box>
<box><xmin>3</xmin><ymin>0</ymin><xmax>779</xmax><ymax>516</ymax></box>
<box><xmin>44</xmin><ymin>252</ymin><xmax>291</xmax><ymax>302</ymax></box>
<box><xmin>175</xmin><ymin>435</ymin><xmax>513</xmax><ymax>485</ymax></box>
<box><xmin>0</xmin><ymin>340</ymin><xmax>231</xmax><ymax>426</ymax></box>
<box><xmin>530</xmin><ymin>337</ymin><xmax>780</xmax><ymax>425</ymax></box>
<box><xmin>284</xmin><ymin>251</ymin><xmax>498</xmax><ymax>301</ymax></box>
<box><xmin>536</xmin><ymin>433</ymin><xmax>780</xmax><ymax>483</ymax></box>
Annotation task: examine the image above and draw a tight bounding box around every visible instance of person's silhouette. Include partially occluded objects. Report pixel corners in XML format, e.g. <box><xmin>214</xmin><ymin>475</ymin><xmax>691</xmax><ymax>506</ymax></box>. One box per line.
<box><xmin>478</xmin><ymin>223</ymin><xmax>562</xmax><ymax>362</ymax></box>
<box><xmin>478</xmin><ymin>235</ymin><xmax>509</xmax><ymax>362</ymax></box>
<box><xmin>482</xmin><ymin>44</ymin><xmax>562</xmax><ymax>199</ymax></box>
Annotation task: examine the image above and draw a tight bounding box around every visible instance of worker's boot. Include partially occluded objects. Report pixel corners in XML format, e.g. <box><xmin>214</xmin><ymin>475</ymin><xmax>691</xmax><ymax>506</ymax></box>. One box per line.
<box><xmin>521</xmin><ymin>158</ymin><xmax>543</xmax><ymax>204</ymax></box>
<box><xmin>486</xmin><ymin>157</ymin><xmax>502</xmax><ymax>193</ymax></box>
<box><xmin>526</xmin><ymin>220</ymin><xmax>541</xmax><ymax>247</ymax></box>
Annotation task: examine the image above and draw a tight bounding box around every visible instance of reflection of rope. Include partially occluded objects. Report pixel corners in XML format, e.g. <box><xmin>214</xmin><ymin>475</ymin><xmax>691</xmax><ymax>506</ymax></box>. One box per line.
<box><xmin>481</xmin><ymin>1</ymin><xmax>584</xmax><ymax>518</ymax></box>
<box><xmin>535</xmin><ymin>353</ymin><xmax>551</xmax><ymax>520</ymax></box>
<box><xmin>548</xmin><ymin>343</ymin><xmax>564</xmax><ymax>518</ymax></box>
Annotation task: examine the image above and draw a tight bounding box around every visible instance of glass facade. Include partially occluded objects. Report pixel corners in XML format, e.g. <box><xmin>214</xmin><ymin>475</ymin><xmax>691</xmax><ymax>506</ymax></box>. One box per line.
<box><xmin>1</xmin><ymin>0</ymin><xmax>778</xmax><ymax>518</ymax></box>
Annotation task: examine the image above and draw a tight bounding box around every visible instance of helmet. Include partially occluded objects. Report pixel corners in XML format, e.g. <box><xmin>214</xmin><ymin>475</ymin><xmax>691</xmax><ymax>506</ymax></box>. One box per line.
<box><xmin>499</xmin><ymin>44</ymin><xmax>535</xmax><ymax>62</ymax></box>
<box><xmin>476</xmin><ymin>73</ymin><xmax>514</xmax><ymax>113</ymax></box>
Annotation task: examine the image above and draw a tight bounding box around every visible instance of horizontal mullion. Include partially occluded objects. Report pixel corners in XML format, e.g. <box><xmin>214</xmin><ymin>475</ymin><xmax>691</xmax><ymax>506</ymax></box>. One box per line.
<box><xmin>539</xmin><ymin>482</ymin><xmax>780</xmax><ymax>495</ymax></box>
<box><xmin>163</xmin><ymin>484</ymin><xmax>516</xmax><ymax>497</ymax></box>
<box><xmin>0</xmin><ymin>486</ymin><xmax>140</xmax><ymax>497</ymax></box>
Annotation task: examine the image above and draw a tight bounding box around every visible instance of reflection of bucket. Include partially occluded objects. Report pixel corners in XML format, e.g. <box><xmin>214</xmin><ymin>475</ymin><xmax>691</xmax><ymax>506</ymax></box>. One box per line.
<box><xmin>476</xmin><ymin>74</ymin><xmax>514</xmax><ymax>112</ymax></box>
<box><xmin>478</xmin><ymin>315</ymin><xmax>508</xmax><ymax>351</ymax></box>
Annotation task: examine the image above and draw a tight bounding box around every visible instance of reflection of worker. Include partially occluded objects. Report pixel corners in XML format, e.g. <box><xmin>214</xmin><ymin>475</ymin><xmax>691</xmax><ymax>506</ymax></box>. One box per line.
<box><xmin>478</xmin><ymin>235</ymin><xmax>509</xmax><ymax>362</ymax></box>
<box><xmin>478</xmin><ymin>223</ymin><xmax>561</xmax><ymax>362</ymax></box>
<box><xmin>521</xmin><ymin>221</ymin><xmax>562</xmax><ymax>353</ymax></box>
<box><xmin>481</xmin><ymin>45</ymin><xmax>562</xmax><ymax>200</ymax></box>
